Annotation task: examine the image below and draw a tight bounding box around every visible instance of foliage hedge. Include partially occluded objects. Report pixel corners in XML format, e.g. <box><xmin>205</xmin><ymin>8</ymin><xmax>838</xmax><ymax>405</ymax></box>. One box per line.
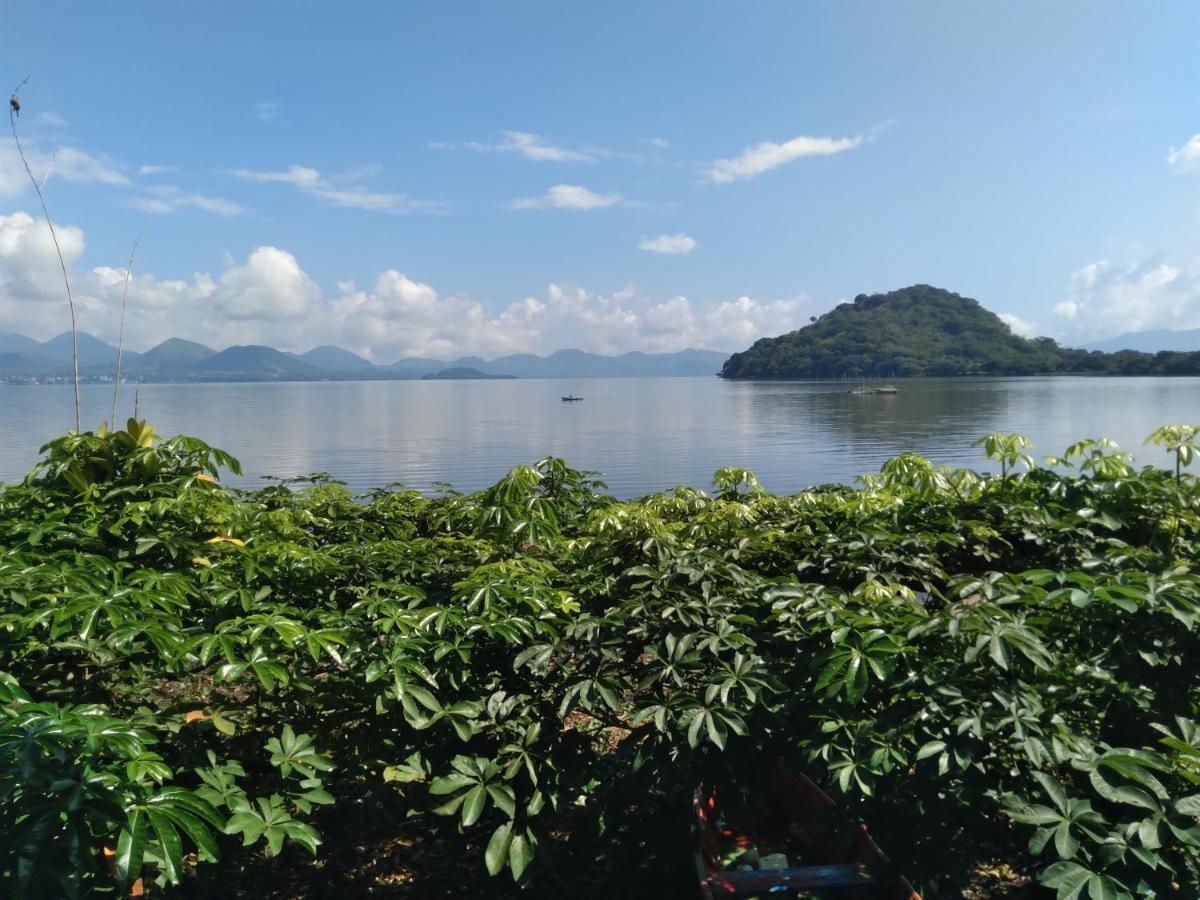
<box><xmin>1</xmin><ymin>420</ymin><xmax>1199</xmax><ymax>898</ymax></box>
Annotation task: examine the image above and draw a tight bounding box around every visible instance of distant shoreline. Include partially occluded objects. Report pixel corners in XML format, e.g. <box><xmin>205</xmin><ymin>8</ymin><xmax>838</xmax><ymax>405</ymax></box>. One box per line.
<box><xmin>6</xmin><ymin>371</ymin><xmax>1200</xmax><ymax>388</ymax></box>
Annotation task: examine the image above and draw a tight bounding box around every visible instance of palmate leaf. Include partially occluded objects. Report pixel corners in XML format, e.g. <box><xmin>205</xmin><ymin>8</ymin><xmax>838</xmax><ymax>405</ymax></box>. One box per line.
<box><xmin>224</xmin><ymin>795</ymin><xmax>321</xmax><ymax>857</ymax></box>
<box><xmin>266</xmin><ymin>725</ymin><xmax>334</xmax><ymax>778</ymax></box>
<box><xmin>120</xmin><ymin>788</ymin><xmax>225</xmax><ymax>884</ymax></box>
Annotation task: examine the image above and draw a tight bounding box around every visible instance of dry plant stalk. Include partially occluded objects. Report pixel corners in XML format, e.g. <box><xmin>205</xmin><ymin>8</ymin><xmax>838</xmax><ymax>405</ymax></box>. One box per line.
<box><xmin>112</xmin><ymin>222</ymin><xmax>146</xmax><ymax>428</ymax></box>
<box><xmin>9</xmin><ymin>76</ymin><xmax>81</xmax><ymax>431</ymax></box>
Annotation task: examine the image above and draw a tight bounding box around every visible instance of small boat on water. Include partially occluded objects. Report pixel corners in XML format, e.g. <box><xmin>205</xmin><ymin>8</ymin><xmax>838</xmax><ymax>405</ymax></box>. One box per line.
<box><xmin>561</xmin><ymin>395</ymin><xmax>584</xmax><ymax>402</ymax></box>
<box><xmin>695</xmin><ymin>762</ymin><xmax>920</xmax><ymax>898</ymax></box>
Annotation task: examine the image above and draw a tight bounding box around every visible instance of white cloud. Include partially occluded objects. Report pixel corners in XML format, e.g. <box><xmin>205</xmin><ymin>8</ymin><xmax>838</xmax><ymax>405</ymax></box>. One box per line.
<box><xmin>232</xmin><ymin>165</ymin><xmax>322</xmax><ymax>188</ymax></box>
<box><xmin>139</xmin><ymin>164</ymin><xmax>180</xmax><ymax>176</ymax></box>
<box><xmin>256</xmin><ymin>102</ymin><xmax>279</xmax><ymax>122</ymax></box>
<box><xmin>213</xmin><ymin>246</ymin><xmax>320</xmax><ymax>321</ymax></box>
<box><xmin>998</xmin><ymin>312</ymin><xmax>1036</xmax><ymax>337</ymax></box>
<box><xmin>35</xmin><ymin>111</ymin><xmax>68</xmax><ymax>128</ymax></box>
<box><xmin>43</xmin><ymin>147</ymin><xmax>129</xmax><ymax>186</ymax></box>
<box><xmin>431</xmin><ymin>131</ymin><xmax>595</xmax><ymax>163</ymax></box>
<box><xmin>510</xmin><ymin>184</ymin><xmax>622</xmax><ymax>210</ymax></box>
<box><xmin>639</xmin><ymin>233</ymin><xmax>697</xmax><ymax>255</ymax></box>
<box><xmin>707</xmin><ymin>132</ymin><xmax>866</xmax><ymax>183</ymax></box>
<box><xmin>0</xmin><ymin>211</ymin><xmax>320</xmax><ymax>349</ymax></box>
<box><xmin>4</xmin><ymin>151</ymin><xmax>114</xmax><ymax>199</ymax></box>
<box><xmin>1053</xmin><ymin>301</ymin><xmax>1078</xmax><ymax>321</ymax></box>
<box><xmin>231</xmin><ymin>164</ymin><xmax>446</xmax><ymax>213</ymax></box>
<box><xmin>143</xmin><ymin>185</ymin><xmax>248</xmax><ymax>216</ymax></box>
<box><xmin>1168</xmin><ymin>134</ymin><xmax>1200</xmax><ymax>173</ymax></box>
<box><xmin>642</xmin><ymin>137</ymin><xmax>670</xmax><ymax>149</ymax></box>
<box><xmin>0</xmin><ymin>211</ymin><xmax>87</xmax><ymax>310</ymax></box>
<box><xmin>0</xmin><ymin>143</ymin><xmax>129</xmax><ymax>196</ymax></box>
<box><xmin>497</xmin><ymin>131</ymin><xmax>593</xmax><ymax>162</ymax></box>
<box><xmin>1052</xmin><ymin>256</ymin><xmax>1200</xmax><ymax>338</ymax></box>
<box><xmin>0</xmin><ymin>210</ymin><xmax>810</xmax><ymax>358</ymax></box>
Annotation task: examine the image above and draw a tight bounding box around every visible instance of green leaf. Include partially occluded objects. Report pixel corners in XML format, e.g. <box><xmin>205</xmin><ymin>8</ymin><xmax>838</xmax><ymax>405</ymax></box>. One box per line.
<box><xmin>1039</xmin><ymin>861</ymin><xmax>1093</xmax><ymax>900</ymax></box>
<box><xmin>486</xmin><ymin>783</ymin><xmax>517</xmax><ymax>818</ymax></box>
<box><xmin>461</xmin><ymin>785</ymin><xmax>488</xmax><ymax>827</ymax></box>
<box><xmin>114</xmin><ymin>809</ymin><xmax>147</xmax><ymax>888</ymax></box>
<box><xmin>1086</xmin><ymin>874</ymin><xmax>1131</xmax><ymax>900</ymax></box>
<box><xmin>485</xmin><ymin>822</ymin><xmax>513</xmax><ymax>876</ymax></box>
<box><xmin>146</xmin><ymin>809</ymin><xmax>183</xmax><ymax>884</ymax></box>
<box><xmin>1034</xmin><ymin>771</ymin><xmax>1069</xmax><ymax>813</ymax></box>
<box><xmin>226</xmin><ymin>811</ymin><xmax>266</xmax><ymax>845</ymax></box>
<box><xmin>916</xmin><ymin>740</ymin><xmax>946</xmax><ymax>760</ymax></box>
<box><xmin>509</xmin><ymin>830</ymin><xmax>535</xmax><ymax>881</ymax></box>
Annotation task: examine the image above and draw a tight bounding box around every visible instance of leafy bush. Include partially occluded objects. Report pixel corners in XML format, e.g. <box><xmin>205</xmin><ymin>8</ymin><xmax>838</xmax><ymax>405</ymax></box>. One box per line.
<box><xmin>1</xmin><ymin>419</ymin><xmax>1198</xmax><ymax>897</ymax></box>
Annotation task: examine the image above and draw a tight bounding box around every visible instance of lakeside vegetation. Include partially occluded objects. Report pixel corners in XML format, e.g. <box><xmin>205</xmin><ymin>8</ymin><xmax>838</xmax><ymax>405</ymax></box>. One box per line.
<box><xmin>2</xmin><ymin>421</ymin><xmax>1199</xmax><ymax>898</ymax></box>
<box><xmin>720</xmin><ymin>285</ymin><xmax>1200</xmax><ymax>379</ymax></box>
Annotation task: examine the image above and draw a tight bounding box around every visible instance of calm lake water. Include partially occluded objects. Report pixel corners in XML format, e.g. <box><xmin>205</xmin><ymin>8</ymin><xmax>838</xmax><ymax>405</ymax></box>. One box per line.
<box><xmin>1</xmin><ymin>377</ymin><xmax>1197</xmax><ymax>497</ymax></box>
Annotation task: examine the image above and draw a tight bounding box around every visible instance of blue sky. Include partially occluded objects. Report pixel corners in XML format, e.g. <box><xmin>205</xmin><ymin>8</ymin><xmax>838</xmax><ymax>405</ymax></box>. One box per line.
<box><xmin>1</xmin><ymin>1</ymin><xmax>1198</xmax><ymax>360</ymax></box>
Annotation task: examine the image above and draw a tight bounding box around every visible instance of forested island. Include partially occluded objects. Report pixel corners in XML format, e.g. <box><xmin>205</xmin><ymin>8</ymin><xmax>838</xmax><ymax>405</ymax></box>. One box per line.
<box><xmin>420</xmin><ymin>366</ymin><xmax>516</xmax><ymax>380</ymax></box>
<box><xmin>720</xmin><ymin>285</ymin><xmax>1200</xmax><ymax>379</ymax></box>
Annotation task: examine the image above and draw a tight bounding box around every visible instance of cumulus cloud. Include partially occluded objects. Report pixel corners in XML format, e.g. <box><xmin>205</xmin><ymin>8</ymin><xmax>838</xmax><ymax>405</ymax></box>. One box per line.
<box><xmin>998</xmin><ymin>312</ymin><xmax>1036</xmax><ymax>337</ymax></box>
<box><xmin>213</xmin><ymin>246</ymin><xmax>320</xmax><ymax>320</ymax></box>
<box><xmin>0</xmin><ymin>211</ymin><xmax>87</xmax><ymax>310</ymax></box>
<box><xmin>0</xmin><ymin>211</ymin><xmax>331</xmax><ymax>349</ymax></box>
<box><xmin>510</xmin><ymin>184</ymin><xmax>622</xmax><ymax>210</ymax></box>
<box><xmin>231</xmin><ymin>164</ymin><xmax>447</xmax><ymax>213</ymax></box>
<box><xmin>639</xmin><ymin>233</ymin><xmax>697</xmax><ymax>255</ymax></box>
<box><xmin>706</xmin><ymin>126</ymin><xmax>886</xmax><ymax>183</ymax></box>
<box><xmin>1052</xmin><ymin>257</ymin><xmax>1200</xmax><ymax>339</ymax></box>
<box><xmin>431</xmin><ymin>131</ymin><xmax>596</xmax><ymax>163</ymax></box>
<box><xmin>1168</xmin><ymin>134</ymin><xmax>1200</xmax><ymax>173</ymax></box>
<box><xmin>0</xmin><ymin>210</ymin><xmax>810</xmax><ymax>358</ymax></box>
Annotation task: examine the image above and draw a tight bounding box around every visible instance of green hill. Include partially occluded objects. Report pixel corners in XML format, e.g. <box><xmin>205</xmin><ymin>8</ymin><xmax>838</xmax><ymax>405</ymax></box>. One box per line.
<box><xmin>720</xmin><ymin>284</ymin><xmax>1200</xmax><ymax>379</ymax></box>
<box><xmin>129</xmin><ymin>338</ymin><xmax>215</xmax><ymax>372</ymax></box>
<box><xmin>298</xmin><ymin>345</ymin><xmax>374</xmax><ymax>370</ymax></box>
<box><xmin>192</xmin><ymin>345</ymin><xmax>322</xmax><ymax>378</ymax></box>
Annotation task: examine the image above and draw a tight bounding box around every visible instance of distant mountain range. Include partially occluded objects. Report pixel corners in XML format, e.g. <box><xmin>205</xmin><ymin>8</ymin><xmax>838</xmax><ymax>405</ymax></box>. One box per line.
<box><xmin>1083</xmin><ymin>328</ymin><xmax>1200</xmax><ymax>353</ymax></box>
<box><xmin>0</xmin><ymin>332</ymin><xmax>729</xmax><ymax>382</ymax></box>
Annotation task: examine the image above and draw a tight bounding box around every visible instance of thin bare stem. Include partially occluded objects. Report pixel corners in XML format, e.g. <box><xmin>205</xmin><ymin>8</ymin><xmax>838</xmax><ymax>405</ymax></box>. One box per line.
<box><xmin>10</xmin><ymin>90</ymin><xmax>81</xmax><ymax>431</ymax></box>
<box><xmin>112</xmin><ymin>222</ymin><xmax>146</xmax><ymax>428</ymax></box>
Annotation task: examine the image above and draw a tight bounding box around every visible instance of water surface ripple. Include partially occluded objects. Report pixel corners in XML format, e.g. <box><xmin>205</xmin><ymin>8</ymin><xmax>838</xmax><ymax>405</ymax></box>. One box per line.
<box><xmin>1</xmin><ymin>377</ymin><xmax>1195</xmax><ymax>497</ymax></box>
